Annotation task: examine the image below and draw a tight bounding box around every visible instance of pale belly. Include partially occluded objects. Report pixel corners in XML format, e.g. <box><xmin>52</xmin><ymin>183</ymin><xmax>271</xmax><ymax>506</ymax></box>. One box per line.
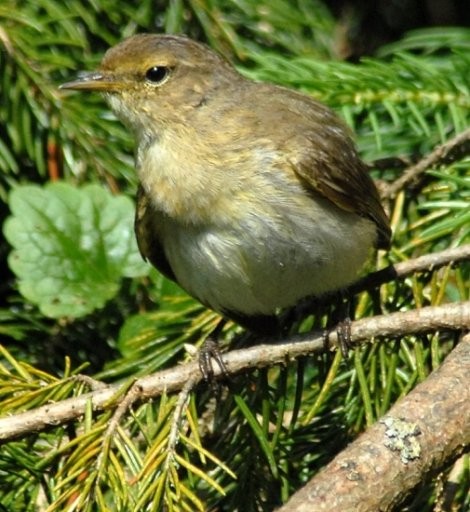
<box><xmin>158</xmin><ymin>197</ymin><xmax>376</xmax><ymax>316</ymax></box>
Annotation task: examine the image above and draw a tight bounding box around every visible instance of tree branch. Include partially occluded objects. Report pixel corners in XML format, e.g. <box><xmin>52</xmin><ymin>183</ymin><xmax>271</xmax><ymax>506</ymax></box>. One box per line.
<box><xmin>276</xmin><ymin>332</ymin><xmax>470</xmax><ymax>512</ymax></box>
<box><xmin>0</xmin><ymin>301</ymin><xmax>468</xmax><ymax>443</ymax></box>
<box><xmin>383</xmin><ymin>128</ymin><xmax>470</xmax><ymax>199</ymax></box>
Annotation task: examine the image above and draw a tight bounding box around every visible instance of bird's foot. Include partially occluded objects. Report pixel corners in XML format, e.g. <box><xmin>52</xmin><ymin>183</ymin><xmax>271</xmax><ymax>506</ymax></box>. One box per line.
<box><xmin>336</xmin><ymin>317</ymin><xmax>352</xmax><ymax>358</ymax></box>
<box><xmin>198</xmin><ymin>319</ymin><xmax>230</xmax><ymax>382</ymax></box>
<box><xmin>323</xmin><ymin>317</ymin><xmax>352</xmax><ymax>358</ymax></box>
<box><xmin>198</xmin><ymin>336</ymin><xmax>229</xmax><ymax>381</ymax></box>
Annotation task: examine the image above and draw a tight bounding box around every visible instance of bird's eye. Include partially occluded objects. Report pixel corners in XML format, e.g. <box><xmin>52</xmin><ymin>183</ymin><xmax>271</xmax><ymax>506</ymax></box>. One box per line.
<box><xmin>145</xmin><ymin>66</ymin><xmax>170</xmax><ymax>84</ymax></box>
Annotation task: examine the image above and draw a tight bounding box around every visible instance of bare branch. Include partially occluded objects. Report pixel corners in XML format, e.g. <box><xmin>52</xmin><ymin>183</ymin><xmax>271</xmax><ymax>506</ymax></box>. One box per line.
<box><xmin>383</xmin><ymin>128</ymin><xmax>470</xmax><ymax>199</ymax></box>
<box><xmin>276</xmin><ymin>332</ymin><xmax>470</xmax><ymax>512</ymax></box>
<box><xmin>0</xmin><ymin>301</ymin><xmax>468</xmax><ymax>443</ymax></box>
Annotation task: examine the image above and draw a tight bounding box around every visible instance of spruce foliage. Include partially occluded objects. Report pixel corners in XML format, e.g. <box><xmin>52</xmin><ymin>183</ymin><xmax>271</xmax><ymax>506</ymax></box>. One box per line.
<box><xmin>0</xmin><ymin>2</ymin><xmax>468</xmax><ymax>511</ymax></box>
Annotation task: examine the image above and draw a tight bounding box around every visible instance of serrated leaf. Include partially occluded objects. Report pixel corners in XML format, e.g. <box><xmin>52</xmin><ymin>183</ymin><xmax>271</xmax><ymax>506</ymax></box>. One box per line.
<box><xmin>4</xmin><ymin>182</ymin><xmax>149</xmax><ymax>318</ymax></box>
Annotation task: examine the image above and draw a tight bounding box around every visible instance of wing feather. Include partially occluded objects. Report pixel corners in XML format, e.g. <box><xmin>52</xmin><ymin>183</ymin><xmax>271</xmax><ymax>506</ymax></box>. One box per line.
<box><xmin>289</xmin><ymin>131</ymin><xmax>391</xmax><ymax>250</ymax></box>
<box><xmin>134</xmin><ymin>185</ymin><xmax>176</xmax><ymax>281</ymax></box>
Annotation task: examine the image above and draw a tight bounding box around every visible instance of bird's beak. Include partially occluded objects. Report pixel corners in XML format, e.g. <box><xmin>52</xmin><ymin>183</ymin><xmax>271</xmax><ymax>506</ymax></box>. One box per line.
<box><xmin>60</xmin><ymin>71</ymin><xmax>123</xmax><ymax>92</ymax></box>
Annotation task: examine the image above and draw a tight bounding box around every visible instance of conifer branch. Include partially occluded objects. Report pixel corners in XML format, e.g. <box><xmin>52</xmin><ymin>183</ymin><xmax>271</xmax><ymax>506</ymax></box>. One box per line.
<box><xmin>1</xmin><ymin>301</ymin><xmax>468</xmax><ymax>443</ymax></box>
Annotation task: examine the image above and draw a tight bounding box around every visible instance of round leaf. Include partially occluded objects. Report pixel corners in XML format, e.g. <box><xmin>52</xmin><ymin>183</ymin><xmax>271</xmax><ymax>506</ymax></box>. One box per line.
<box><xmin>4</xmin><ymin>182</ymin><xmax>149</xmax><ymax>318</ymax></box>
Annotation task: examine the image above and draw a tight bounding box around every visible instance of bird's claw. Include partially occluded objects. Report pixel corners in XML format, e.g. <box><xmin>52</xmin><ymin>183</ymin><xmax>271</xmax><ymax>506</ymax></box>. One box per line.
<box><xmin>198</xmin><ymin>337</ymin><xmax>229</xmax><ymax>381</ymax></box>
<box><xmin>323</xmin><ymin>317</ymin><xmax>352</xmax><ymax>358</ymax></box>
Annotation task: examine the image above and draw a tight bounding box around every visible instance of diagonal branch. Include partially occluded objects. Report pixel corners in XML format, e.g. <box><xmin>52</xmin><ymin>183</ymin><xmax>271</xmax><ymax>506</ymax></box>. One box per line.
<box><xmin>383</xmin><ymin>128</ymin><xmax>470</xmax><ymax>199</ymax></box>
<box><xmin>277</xmin><ymin>332</ymin><xmax>470</xmax><ymax>512</ymax></box>
<box><xmin>0</xmin><ymin>301</ymin><xmax>468</xmax><ymax>443</ymax></box>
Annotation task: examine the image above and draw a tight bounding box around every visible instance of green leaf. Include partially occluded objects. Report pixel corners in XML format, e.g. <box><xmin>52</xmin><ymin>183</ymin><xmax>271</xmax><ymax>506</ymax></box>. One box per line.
<box><xmin>4</xmin><ymin>182</ymin><xmax>149</xmax><ymax>318</ymax></box>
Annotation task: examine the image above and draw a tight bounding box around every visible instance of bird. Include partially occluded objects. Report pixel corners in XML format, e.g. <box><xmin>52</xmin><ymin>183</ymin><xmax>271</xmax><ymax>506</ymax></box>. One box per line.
<box><xmin>61</xmin><ymin>34</ymin><xmax>391</xmax><ymax>373</ymax></box>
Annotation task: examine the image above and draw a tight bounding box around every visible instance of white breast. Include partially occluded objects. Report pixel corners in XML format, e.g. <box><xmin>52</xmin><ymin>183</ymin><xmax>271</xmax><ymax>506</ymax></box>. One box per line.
<box><xmin>158</xmin><ymin>195</ymin><xmax>376</xmax><ymax>316</ymax></box>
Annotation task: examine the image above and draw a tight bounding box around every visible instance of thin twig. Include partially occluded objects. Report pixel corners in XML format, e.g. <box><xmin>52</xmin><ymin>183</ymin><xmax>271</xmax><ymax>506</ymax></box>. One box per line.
<box><xmin>165</xmin><ymin>374</ymin><xmax>199</xmax><ymax>468</ymax></box>
<box><xmin>0</xmin><ymin>301</ymin><xmax>468</xmax><ymax>443</ymax></box>
<box><xmin>383</xmin><ymin>128</ymin><xmax>470</xmax><ymax>199</ymax></box>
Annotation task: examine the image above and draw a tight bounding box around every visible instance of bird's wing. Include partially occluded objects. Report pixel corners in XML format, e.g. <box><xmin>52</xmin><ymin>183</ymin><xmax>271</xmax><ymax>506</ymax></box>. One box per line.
<box><xmin>288</xmin><ymin>131</ymin><xmax>391</xmax><ymax>250</ymax></box>
<box><xmin>134</xmin><ymin>185</ymin><xmax>176</xmax><ymax>281</ymax></box>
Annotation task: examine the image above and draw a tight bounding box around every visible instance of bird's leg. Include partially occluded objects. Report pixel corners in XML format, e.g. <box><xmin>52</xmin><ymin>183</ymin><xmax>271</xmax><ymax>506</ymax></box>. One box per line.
<box><xmin>279</xmin><ymin>296</ymin><xmax>319</xmax><ymax>334</ymax></box>
<box><xmin>336</xmin><ymin>315</ymin><xmax>352</xmax><ymax>358</ymax></box>
<box><xmin>199</xmin><ymin>318</ymin><xmax>229</xmax><ymax>381</ymax></box>
<box><xmin>323</xmin><ymin>292</ymin><xmax>353</xmax><ymax>357</ymax></box>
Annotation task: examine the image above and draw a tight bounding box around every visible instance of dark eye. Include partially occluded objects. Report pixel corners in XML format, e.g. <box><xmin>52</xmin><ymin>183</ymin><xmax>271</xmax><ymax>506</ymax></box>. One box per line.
<box><xmin>145</xmin><ymin>66</ymin><xmax>169</xmax><ymax>84</ymax></box>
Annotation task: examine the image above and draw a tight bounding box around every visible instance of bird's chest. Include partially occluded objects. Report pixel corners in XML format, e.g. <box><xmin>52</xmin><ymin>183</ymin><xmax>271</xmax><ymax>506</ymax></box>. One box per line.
<box><xmin>158</xmin><ymin>211</ymin><xmax>316</xmax><ymax>315</ymax></box>
<box><xmin>136</xmin><ymin>134</ymin><xmax>259</xmax><ymax>226</ymax></box>
<box><xmin>155</xmin><ymin>196</ymin><xmax>374</xmax><ymax>316</ymax></box>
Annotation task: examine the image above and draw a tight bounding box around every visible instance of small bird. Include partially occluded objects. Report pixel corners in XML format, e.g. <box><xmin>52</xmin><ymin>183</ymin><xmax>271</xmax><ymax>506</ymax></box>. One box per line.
<box><xmin>61</xmin><ymin>34</ymin><xmax>391</xmax><ymax>361</ymax></box>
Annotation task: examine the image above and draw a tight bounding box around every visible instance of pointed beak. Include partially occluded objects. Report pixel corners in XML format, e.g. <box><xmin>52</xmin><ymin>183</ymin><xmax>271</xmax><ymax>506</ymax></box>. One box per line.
<box><xmin>60</xmin><ymin>71</ymin><xmax>123</xmax><ymax>92</ymax></box>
